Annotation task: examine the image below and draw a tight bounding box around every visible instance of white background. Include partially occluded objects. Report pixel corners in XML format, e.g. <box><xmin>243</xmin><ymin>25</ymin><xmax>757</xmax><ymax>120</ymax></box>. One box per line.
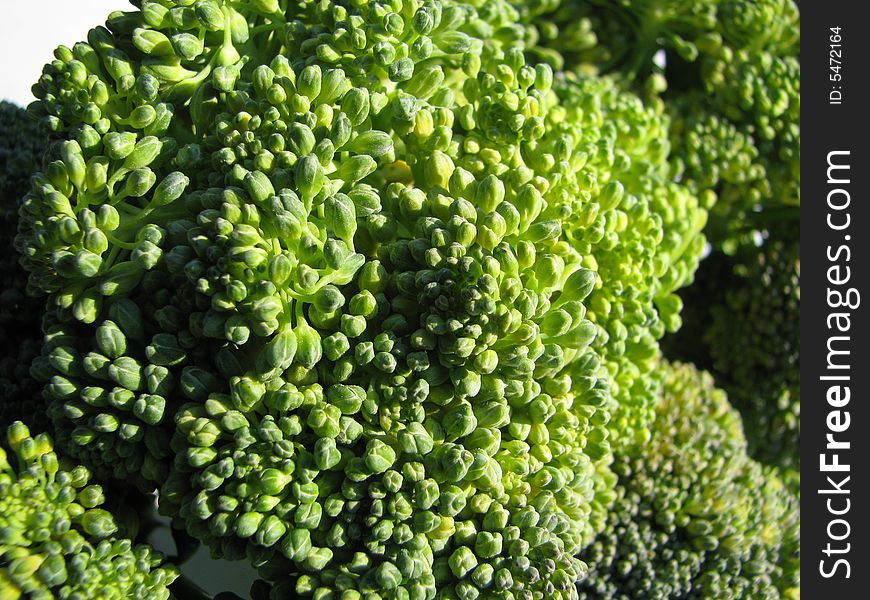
<box><xmin>0</xmin><ymin>0</ymin><xmax>133</xmax><ymax>106</ymax></box>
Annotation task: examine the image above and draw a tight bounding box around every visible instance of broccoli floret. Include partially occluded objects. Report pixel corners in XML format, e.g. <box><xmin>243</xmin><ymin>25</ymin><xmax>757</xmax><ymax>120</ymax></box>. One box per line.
<box><xmin>0</xmin><ymin>421</ymin><xmax>177</xmax><ymax>598</ymax></box>
<box><xmin>522</xmin><ymin>0</ymin><xmax>800</xmax><ymax>250</ymax></box>
<box><xmin>670</xmin><ymin>49</ymin><xmax>800</xmax><ymax>251</ymax></box>
<box><xmin>13</xmin><ymin>0</ymin><xmax>709</xmax><ymax>595</ymax></box>
<box><xmin>524</xmin><ymin>0</ymin><xmax>720</xmax><ymax>80</ymax></box>
<box><xmin>552</xmin><ymin>73</ymin><xmax>710</xmax><ymax>453</ymax></box>
<box><xmin>528</xmin><ymin>0</ymin><xmax>801</xmax><ymax>479</ymax></box>
<box><xmin>0</xmin><ymin>102</ymin><xmax>49</xmax><ymax>433</ymax></box>
<box><xmin>707</xmin><ymin>234</ymin><xmax>799</xmax><ymax>472</ymax></box>
<box><xmin>671</xmin><ymin>229</ymin><xmax>799</xmax><ymax>474</ymax></box>
<box><xmin>17</xmin><ymin>1</ymin><xmax>653</xmax><ymax>596</ymax></box>
<box><xmin>0</xmin><ymin>101</ymin><xmax>45</xmax><ymax>201</ymax></box>
<box><xmin>524</xmin><ymin>0</ymin><xmax>798</xmax><ymax>83</ymax></box>
<box><xmin>578</xmin><ymin>361</ymin><xmax>799</xmax><ymax>599</ymax></box>
<box><xmin>699</xmin><ymin>51</ymin><xmax>800</xmax><ymax>230</ymax></box>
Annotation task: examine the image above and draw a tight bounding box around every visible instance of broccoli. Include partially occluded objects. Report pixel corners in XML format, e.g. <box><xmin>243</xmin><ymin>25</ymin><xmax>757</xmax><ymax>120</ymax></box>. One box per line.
<box><xmin>13</xmin><ymin>0</ymin><xmax>710</xmax><ymax>594</ymax></box>
<box><xmin>0</xmin><ymin>101</ymin><xmax>45</xmax><ymax>201</ymax></box>
<box><xmin>0</xmin><ymin>421</ymin><xmax>177</xmax><ymax>599</ymax></box>
<box><xmin>706</xmin><ymin>233</ymin><xmax>800</xmax><ymax>472</ymax></box>
<box><xmin>0</xmin><ymin>0</ymin><xmax>799</xmax><ymax>598</ymax></box>
<box><xmin>667</xmin><ymin>228</ymin><xmax>800</xmax><ymax>475</ymax></box>
<box><xmin>16</xmin><ymin>1</ymin><xmax>640</xmax><ymax>596</ymax></box>
<box><xmin>0</xmin><ymin>102</ymin><xmax>49</xmax><ymax>433</ymax></box>
<box><xmin>527</xmin><ymin>0</ymin><xmax>802</xmax><ymax>477</ymax></box>
<box><xmin>672</xmin><ymin>51</ymin><xmax>799</xmax><ymax>251</ymax></box>
<box><xmin>525</xmin><ymin>0</ymin><xmax>798</xmax><ymax>81</ymax></box>
<box><xmin>522</xmin><ymin>0</ymin><xmax>800</xmax><ymax>250</ymax></box>
<box><xmin>552</xmin><ymin>73</ymin><xmax>710</xmax><ymax>453</ymax></box>
<box><xmin>578</xmin><ymin>361</ymin><xmax>799</xmax><ymax>599</ymax></box>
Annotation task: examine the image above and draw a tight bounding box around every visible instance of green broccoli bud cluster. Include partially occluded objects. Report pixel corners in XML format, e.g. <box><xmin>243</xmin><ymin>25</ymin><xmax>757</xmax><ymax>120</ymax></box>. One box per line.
<box><xmin>0</xmin><ymin>101</ymin><xmax>45</xmax><ymax>201</ymax></box>
<box><xmin>713</xmin><ymin>0</ymin><xmax>800</xmax><ymax>54</ymax></box>
<box><xmin>520</xmin><ymin>0</ymin><xmax>800</xmax><ymax>250</ymax></box>
<box><xmin>521</xmin><ymin>0</ymin><xmax>719</xmax><ymax>78</ymax></box>
<box><xmin>707</xmin><ymin>234</ymin><xmax>800</xmax><ymax>472</ymax></box>
<box><xmin>552</xmin><ymin>73</ymin><xmax>710</xmax><ymax>450</ymax></box>
<box><xmin>522</xmin><ymin>0</ymin><xmax>798</xmax><ymax>84</ymax></box>
<box><xmin>666</xmin><ymin>99</ymin><xmax>795</xmax><ymax>249</ymax></box>
<box><xmin>669</xmin><ymin>104</ymin><xmax>766</xmax><ymax>201</ymax></box>
<box><xmin>149</xmin><ymin>12</ymin><xmax>614</xmax><ymax>593</ymax></box>
<box><xmin>0</xmin><ymin>421</ymin><xmax>177</xmax><ymax>598</ymax></box>
<box><xmin>577</xmin><ymin>362</ymin><xmax>800</xmax><ymax>599</ymax></box>
<box><xmin>0</xmin><ymin>102</ymin><xmax>49</xmax><ymax>433</ymax></box>
<box><xmin>31</xmin><ymin>305</ymin><xmax>181</xmax><ymax>488</ymax></box>
<box><xmin>524</xmin><ymin>0</ymin><xmax>801</xmax><ymax>482</ymax></box>
<box><xmin>699</xmin><ymin>50</ymin><xmax>800</xmax><ymax>217</ymax></box>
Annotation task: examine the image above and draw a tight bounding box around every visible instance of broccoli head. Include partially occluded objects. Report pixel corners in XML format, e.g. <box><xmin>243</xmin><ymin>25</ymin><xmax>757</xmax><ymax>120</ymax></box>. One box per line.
<box><xmin>578</xmin><ymin>361</ymin><xmax>799</xmax><ymax>599</ymax></box>
<box><xmin>520</xmin><ymin>0</ymin><xmax>800</xmax><ymax>252</ymax></box>
<box><xmin>0</xmin><ymin>102</ymin><xmax>49</xmax><ymax>433</ymax></box>
<box><xmin>707</xmin><ymin>232</ymin><xmax>799</xmax><ymax>472</ymax></box>
<box><xmin>0</xmin><ymin>421</ymin><xmax>177</xmax><ymax>599</ymax></box>
<box><xmin>14</xmin><ymin>1</ymin><xmax>658</xmax><ymax>596</ymax></box>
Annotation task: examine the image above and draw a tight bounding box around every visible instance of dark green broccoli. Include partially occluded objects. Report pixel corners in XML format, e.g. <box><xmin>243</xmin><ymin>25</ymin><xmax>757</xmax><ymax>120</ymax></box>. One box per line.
<box><xmin>12</xmin><ymin>0</ymin><xmax>714</xmax><ymax>594</ymax></box>
<box><xmin>710</xmin><ymin>235</ymin><xmax>799</xmax><ymax>472</ymax></box>
<box><xmin>0</xmin><ymin>101</ymin><xmax>45</xmax><ymax>201</ymax></box>
<box><xmin>578</xmin><ymin>361</ymin><xmax>799</xmax><ymax>599</ymax></box>
<box><xmin>0</xmin><ymin>102</ymin><xmax>49</xmax><ymax>433</ymax></box>
<box><xmin>17</xmin><ymin>1</ymin><xmax>644</xmax><ymax>596</ymax></box>
<box><xmin>673</xmin><ymin>230</ymin><xmax>800</xmax><ymax>474</ymax></box>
